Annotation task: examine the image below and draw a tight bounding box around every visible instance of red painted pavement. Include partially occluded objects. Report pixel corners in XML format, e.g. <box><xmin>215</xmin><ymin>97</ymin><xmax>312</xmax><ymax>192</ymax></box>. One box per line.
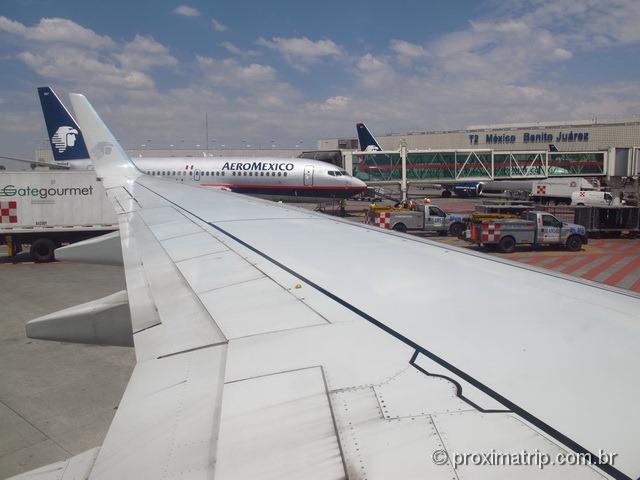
<box><xmin>581</xmin><ymin>253</ymin><xmax>633</xmax><ymax>281</ymax></box>
<box><xmin>602</xmin><ymin>255</ymin><xmax>640</xmax><ymax>286</ymax></box>
<box><xmin>560</xmin><ymin>254</ymin><xmax>604</xmax><ymax>275</ymax></box>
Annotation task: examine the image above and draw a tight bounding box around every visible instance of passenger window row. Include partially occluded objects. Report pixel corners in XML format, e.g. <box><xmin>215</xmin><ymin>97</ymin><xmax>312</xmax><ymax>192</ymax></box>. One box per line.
<box><xmin>147</xmin><ymin>171</ymin><xmax>228</xmax><ymax>177</ymax></box>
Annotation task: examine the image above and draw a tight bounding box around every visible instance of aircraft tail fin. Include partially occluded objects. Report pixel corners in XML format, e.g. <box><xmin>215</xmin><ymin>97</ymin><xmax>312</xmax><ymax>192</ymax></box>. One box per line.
<box><xmin>38</xmin><ymin>87</ymin><xmax>90</xmax><ymax>161</ymax></box>
<box><xmin>356</xmin><ymin>122</ymin><xmax>382</xmax><ymax>151</ymax></box>
<box><xmin>69</xmin><ymin>93</ymin><xmax>140</xmax><ymax>187</ymax></box>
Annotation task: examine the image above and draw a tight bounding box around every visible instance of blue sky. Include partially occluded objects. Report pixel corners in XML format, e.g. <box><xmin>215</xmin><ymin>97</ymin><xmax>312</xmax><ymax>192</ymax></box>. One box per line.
<box><xmin>1</xmin><ymin>0</ymin><xmax>639</xmax><ymax>157</ymax></box>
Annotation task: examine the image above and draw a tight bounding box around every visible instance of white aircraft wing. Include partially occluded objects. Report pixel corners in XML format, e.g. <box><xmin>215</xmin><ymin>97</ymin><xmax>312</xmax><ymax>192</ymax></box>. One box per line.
<box><xmin>13</xmin><ymin>94</ymin><xmax>640</xmax><ymax>480</ymax></box>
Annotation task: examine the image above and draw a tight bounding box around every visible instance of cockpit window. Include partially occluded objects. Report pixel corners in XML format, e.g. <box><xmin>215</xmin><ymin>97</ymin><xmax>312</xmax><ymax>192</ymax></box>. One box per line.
<box><xmin>328</xmin><ymin>171</ymin><xmax>335</xmax><ymax>176</ymax></box>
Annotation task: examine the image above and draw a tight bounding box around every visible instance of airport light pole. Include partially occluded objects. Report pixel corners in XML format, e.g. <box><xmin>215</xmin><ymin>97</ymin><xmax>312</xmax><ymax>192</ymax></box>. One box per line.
<box><xmin>400</xmin><ymin>140</ymin><xmax>408</xmax><ymax>202</ymax></box>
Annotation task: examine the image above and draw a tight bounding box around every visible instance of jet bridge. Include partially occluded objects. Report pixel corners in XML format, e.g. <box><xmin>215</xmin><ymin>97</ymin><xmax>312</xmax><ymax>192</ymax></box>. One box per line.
<box><xmin>348</xmin><ymin>147</ymin><xmax>607</xmax><ymax>184</ymax></box>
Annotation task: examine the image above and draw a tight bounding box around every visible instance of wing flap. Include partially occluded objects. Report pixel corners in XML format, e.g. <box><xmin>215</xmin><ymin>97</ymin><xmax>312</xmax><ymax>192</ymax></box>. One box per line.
<box><xmin>216</xmin><ymin>367</ymin><xmax>345</xmax><ymax>480</ymax></box>
<box><xmin>89</xmin><ymin>346</ymin><xmax>226</xmax><ymax>480</ymax></box>
<box><xmin>198</xmin><ymin>276</ymin><xmax>328</xmax><ymax>339</ymax></box>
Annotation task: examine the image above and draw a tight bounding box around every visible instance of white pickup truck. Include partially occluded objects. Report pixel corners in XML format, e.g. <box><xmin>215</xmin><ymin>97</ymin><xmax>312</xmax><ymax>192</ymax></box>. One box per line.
<box><xmin>368</xmin><ymin>204</ymin><xmax>467</xmax><ymax>236</ymax></box>
<box><xmin>466</xmin><ymin>211</ymin><xmax>588</xmax><ymax>253</ymax></box>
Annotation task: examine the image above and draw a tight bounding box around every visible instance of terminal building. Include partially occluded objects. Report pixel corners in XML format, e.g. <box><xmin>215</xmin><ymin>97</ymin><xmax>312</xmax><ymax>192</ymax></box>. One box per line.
<box><xmin>319</xmin><ymin>118</ymin><xmax>640</xmax><ymax>183</ymax></box>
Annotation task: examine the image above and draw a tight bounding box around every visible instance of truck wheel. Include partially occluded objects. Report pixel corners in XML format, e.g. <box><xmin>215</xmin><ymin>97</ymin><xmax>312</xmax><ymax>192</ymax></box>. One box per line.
<box><xmin>392</xmin><ymin>223</ymin><xmax>407</xmax><ymax>233</ymax></box>
<box><xmin>566</xmin><ymin>235</ymin><xmax>582</xmax><ymax>252</ymax></box>
<box><xmin>30</xmin><ymin>238</ymin><xmax>56</xmax><ymax>262</ymax></box>
<box><xmin>498</xmin><ymin>236</ymin><xmax>516</xmax><ymax>253</ymax></box>
<box><xmin>449</xmin><ymin>222</ymin><xmax>465</xmax><ymax>237</ymax></box>
<box><xmin>441</xmin><ymin>190</ymin><xmax>452</xmax><ymax>198</ymax></box>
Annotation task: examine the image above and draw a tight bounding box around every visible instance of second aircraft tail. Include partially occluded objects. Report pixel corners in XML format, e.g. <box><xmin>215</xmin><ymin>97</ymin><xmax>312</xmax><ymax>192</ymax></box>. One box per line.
<box><xmin>356</xmin><ymin>122</ymin><xmax>382</xmax><ymax>151</ymax></box>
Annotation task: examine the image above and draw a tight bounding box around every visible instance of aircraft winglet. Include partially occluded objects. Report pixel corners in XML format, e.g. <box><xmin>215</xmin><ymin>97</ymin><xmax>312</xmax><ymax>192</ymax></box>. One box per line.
<box><xmin>69</xmin><ymin>93</ymin><xmax>140</xmax><ymax>187</ymax></box>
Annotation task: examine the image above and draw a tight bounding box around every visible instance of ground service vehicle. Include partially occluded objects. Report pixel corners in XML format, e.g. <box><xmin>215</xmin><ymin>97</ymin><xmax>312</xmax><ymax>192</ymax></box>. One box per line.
<box><xmin>0</xmin><ymin>171</ymin><xmax>118</xmax><ymax>261</ymax></box>
<box><xmin>571</xmin><ymin>190</ymin><xmax>617</xmax><ymax>206</ymax></box>
<box><xmin>466</xmin><ymin>211</ymin><xmax>587</xmax><ymax>253</ymax></box>
<box><xmin>367</xmin><ymin>203</ymin><xmax>467</xmax><ymax>236</ymax></box>
<box><xmin>530</xmin><ymin>177</ymin><xmax>596</xmax><ymax>205</ymax></box>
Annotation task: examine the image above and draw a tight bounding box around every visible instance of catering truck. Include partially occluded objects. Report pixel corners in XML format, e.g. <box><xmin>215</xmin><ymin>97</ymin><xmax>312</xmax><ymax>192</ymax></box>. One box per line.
<box><xmin>466</xmin><ymin>211</ymin><xmax>588</xmax><ymax>253</ymax></box>
<box><xmin>0</xmin><ymin>171</ymin><xmax>118</xmax><ymax>262</ymax></box>
<box><xmin>530</xmin><ymin>177</ymin><xmax>597</xmax><ymax>205</ymax></box>
<box><xmin>367</xmin><ymin>203</ymin><xmax>468</xmax><ymax>236</ymax></box>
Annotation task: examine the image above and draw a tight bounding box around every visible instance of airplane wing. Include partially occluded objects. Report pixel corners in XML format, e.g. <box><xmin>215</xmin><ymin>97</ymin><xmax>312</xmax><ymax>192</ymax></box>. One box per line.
<box><xmin>12</xmin><ymin>94</ymin><xmax>640</xmax><ymax>480</ymax></box>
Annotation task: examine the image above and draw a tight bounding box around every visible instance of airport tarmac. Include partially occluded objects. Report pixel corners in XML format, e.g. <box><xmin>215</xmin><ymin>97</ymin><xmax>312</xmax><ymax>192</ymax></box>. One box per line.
<box><xmin>1</xmin><ymin>196</ymin><xmax>639</xmax><ymax>477</ymax></box>
<box><xmin>0</xmin><ymin>261</ymin><xmax>133</xmax><ymax>478</ymax></box>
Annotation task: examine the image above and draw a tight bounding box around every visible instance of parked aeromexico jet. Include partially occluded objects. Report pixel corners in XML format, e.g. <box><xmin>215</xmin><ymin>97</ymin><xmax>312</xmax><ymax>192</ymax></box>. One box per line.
<box><xmin>38</xmin><ymin>87</ymin><xmax>366</xmax><ymax>202</ymax></box>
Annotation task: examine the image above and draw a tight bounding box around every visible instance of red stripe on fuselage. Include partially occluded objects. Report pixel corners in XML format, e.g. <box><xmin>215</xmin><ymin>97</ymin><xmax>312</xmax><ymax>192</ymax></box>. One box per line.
<box><xmin>200</xmin><ymin>184</ymin><xmax>366</xmax><ymax>191</ymax></box>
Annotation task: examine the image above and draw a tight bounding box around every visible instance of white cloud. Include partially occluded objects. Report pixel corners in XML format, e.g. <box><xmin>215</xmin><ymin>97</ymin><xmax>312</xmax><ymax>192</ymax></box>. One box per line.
<box><xmin>173</xmin><ymin>5</ymin><xmax>201</xmax><ymax>17</ymax></box>
<box><xmin>196</xmin><ymin>55</ymin><xmax>278</xmax><ymax>85</ymax></box>
<box><xmin>553</xmin><ymin>47</ymin><xmax>572</xmax><ymax>60</ymax></box>
<box><xmin>389</xmin><ymin>40</ymin><xmax>428</xmax><ymax>64</ymax></box>
<box><xmin>306</xmin><ymin>95</ymin><xmax>352</xmax><ymax>112</ymax></box>
<box><xmin>220</xmin><ymin>41</ymin><xmax>259</xmax><ymax>58</ymax></box>
<box><xmin>0</xmin><ymin>16</ymin><xmax>114</xmax><ymax>49</ymax></box>
<box><xmin>0</xmin><ymin>16</ymin><xmax>176</xmax><ymax>94</ymax></box>
<box><xmin>114</xmin><ymin>35</ymin><xmax>177</xmax><ymax>70</ymax></box>
<box><xmin>517</xmin><ymin>0</ymin><xmax>640</xmax><ymax>48</ymax></box>
<box><xmin>329</xmin><ymin>0</ymin><xmax>640</xmax><ymax>136</ymax></box>
<box><xmin>211</xmin><ymin>18</ymin><xmax>229</xmax><ymax>32</ymax></box>
<box><xmin>353</xmin><ymin>53</ymin><xmax>396</xmax><ymax>89</ymax></box>
<box><xmin>256</xmin><ymin>36</ymin><xmax>343</xmax><ymax>68</ymax></box>
<box><xmin>471</xmin><ymin>19</ymin><xmax>530</xmax><ymax>35</ymax></box>
<box><xmin>17</xmin><ymin>48</ymin><xmax>154</xmax><ymax>89</ymax></box>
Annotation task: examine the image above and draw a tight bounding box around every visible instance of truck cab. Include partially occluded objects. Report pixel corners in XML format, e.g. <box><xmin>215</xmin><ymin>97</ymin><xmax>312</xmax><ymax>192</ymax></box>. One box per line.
<box><xmin>377</xmin><ymin>203</ymin><xmax>467</xmax><ymax>236</ymax></box>
<box><xmin>420</xmin><ymin>204</ymin><xmax>445</xmax><ymax>232</ymax></box>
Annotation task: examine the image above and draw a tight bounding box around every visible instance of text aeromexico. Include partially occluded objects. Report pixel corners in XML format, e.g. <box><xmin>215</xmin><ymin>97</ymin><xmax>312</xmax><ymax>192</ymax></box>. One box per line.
<box><xmin>221</xmin><ymin>162</ymin><xmax>295</xmax><ymax>171</ymax></box>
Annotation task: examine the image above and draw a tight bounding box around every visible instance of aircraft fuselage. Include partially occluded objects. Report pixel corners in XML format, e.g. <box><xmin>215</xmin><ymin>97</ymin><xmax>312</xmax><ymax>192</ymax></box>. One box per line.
<box><xmin>133</xmin><ymin>156</ymin><xmax>367</xmax><ymax>203</ymax></box>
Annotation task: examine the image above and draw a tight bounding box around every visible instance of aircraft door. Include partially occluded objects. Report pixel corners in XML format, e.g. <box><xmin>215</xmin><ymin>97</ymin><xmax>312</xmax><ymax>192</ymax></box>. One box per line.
<box><xmin>194</xmin><ymin>170</ymin><xmax>200</xmax><ymax>181</ymax></box>
<box><xmin>303</xmin><ymin>165</ymin><xmax>314</xmax><ymax>186</ymax></box>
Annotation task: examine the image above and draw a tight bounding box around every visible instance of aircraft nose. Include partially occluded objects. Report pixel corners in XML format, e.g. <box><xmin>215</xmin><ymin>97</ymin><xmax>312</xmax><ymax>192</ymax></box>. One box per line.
<box><xmin>351</xmin><ymin>176</ymin><xmax>367</xmax><ymax>188</ymax></box>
